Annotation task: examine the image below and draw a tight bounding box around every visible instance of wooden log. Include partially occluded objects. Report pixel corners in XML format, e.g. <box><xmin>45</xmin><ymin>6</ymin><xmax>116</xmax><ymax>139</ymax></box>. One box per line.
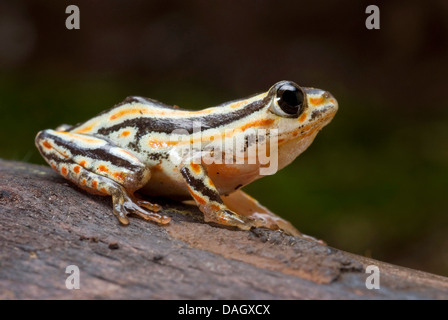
<box><xmin>0</xmin><ymin>159</ymin><xmax>447</xmax><ymax>299</ymax></box>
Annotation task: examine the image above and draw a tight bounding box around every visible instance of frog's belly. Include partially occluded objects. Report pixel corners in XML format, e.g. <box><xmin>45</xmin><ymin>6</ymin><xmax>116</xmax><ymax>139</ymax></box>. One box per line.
<box><xmin>139</xmin><ymin>162</ymin><xmax>261</xmax><ymax>200</ymax></box>
<box><xmin>206</xmin><ymin>162</ymin><xmax>262</xmax><ymax>194</ymax></box>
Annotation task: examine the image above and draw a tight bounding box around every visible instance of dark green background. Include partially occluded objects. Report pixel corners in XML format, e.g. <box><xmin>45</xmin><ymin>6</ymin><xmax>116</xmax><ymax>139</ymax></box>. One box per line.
<box><xmin>1</xmin><ymin>1</ymin><xmax>447</xmax><ymax>276</ymax></box>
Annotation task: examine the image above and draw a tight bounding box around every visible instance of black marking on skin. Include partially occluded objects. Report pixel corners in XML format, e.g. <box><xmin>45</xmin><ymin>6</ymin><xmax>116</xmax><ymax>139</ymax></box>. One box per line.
<box><xmin>39</xmin><ymin>151</ymin><xmax>73</xmax><ymax>165</ymax></box>
<box><xmin>142</xmin><ymin>152</ymin><xmax>168</xmax><ymax>162</ymax></box>
<box><xmin>310</xmin><ymin>106</ymin><xmax>332</xmax><ymax>121</ymax></box>
<box><xmin>242</xmin><ymin>132</ymin><xmax>267</xmax><ymax>152</ymax></box>
<box><xmin>243</xmin><ymin>133</ymin><xmax>258</xmax><ymax>152</ymax></box>
<box><xmin>126</xmin><ymin>141</ymin><xmax>141</xmax><ymax>154</ymax></box>
<box><xmin>132</xmin><ymin>145</ymin><xmax>170</xmax><ymax>161</ymax></box>
<box><xmin>96</xmin><ymin>99</ymin><xmax>268</xmax><ymax>139</ymax></box>
<box><xmin>180</xmin><ymin>166</ymin><xmax>223</xmax><ymax>204</ymax></box>
<box><xmin>311</xmin><ymin>109</ymin><xmax>324</xmax><ymax>121</ymax></box>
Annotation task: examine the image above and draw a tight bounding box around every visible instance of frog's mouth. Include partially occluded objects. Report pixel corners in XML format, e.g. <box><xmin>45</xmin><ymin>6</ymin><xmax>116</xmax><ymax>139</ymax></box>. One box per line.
<box><xmin>276</xmin><ymin>95</ymin><xmax>338</xmax><ymax>145</ymax></box>
<box><xmin>300</xmin><ymin>88</ymin><xmax>338</xmax><ymax>133</ymax></box>
<box><xmin>277</xmin><ymin>119</ymin><xmax>331</xmax><ymax>145</ymax></box>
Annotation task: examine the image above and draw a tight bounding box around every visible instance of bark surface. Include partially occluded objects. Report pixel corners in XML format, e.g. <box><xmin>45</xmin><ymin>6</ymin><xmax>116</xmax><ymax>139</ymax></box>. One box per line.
<box><xmin>0</xmin><ymin>159</ymin><xmax>447</xmax><ymax>299</ymax></box>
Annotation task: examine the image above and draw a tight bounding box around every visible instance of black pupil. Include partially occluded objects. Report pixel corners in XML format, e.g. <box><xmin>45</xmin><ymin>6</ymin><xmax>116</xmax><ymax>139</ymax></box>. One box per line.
<box><xmin>278</xmin><ymin>85</ymin><xmax>303</xmax><ymax>115</ymax></box>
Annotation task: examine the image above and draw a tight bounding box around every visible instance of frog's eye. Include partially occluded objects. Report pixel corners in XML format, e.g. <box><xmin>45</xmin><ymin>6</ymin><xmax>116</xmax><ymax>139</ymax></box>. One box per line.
<box><xmin>271</xmin><ymin>84</ymin><xmax>305</xmax><ymax>117</ymax></box>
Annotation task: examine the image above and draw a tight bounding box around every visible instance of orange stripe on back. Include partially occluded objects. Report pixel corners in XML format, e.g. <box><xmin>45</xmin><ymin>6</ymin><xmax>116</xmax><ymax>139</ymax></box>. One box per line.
<box><xmin>108</xmin><ymin>105</ymin><xmax>220</xmax><ymax>122</ymax></box>
<box><xmin>59</xmin><ymin>131</ymin><xmax>102</xmax><ymax>143</ymax></box>
<box><xmin>72</xmin><ymin>124</ymin><xmax>96</xmax><ymax>134</ymax></box>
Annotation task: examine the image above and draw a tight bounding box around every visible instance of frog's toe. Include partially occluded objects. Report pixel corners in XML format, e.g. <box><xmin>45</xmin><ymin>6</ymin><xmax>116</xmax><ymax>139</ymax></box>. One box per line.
<box><xmin>117</xmin><ymin>214</ymin><xmax>130</xmax><ymax>225</ymax></box>
<box><xmin>245</xmin><ymin>213</ymin><xmax>325</xmax><ymax>241</ymax></box>
<box><xmin>248</xmin><ymin>213</ymin><xmax>302</xmax><ymax>237</ymax></box>
<box><xmin>126</xmin><ymin>199</ymin><xmax>170</xmax><ymax>224</ymax></box>
<box><xmin>112</xmin><ymin>198</ymin><xmax>130</xmax><ymax>225</ymax></box>
<box><xmin>112</xmin><ymin>192</ymin><xmax>170</xmax><ymax>225</ymax></box>
<box><xmin>203</xmin><ymin>207</ymin><xmax>252</xmax><ymax>231</ymax></box>
<box><xmin>135</xmin><ymin>198</ymin><xmax>162</xmax><ymax>212</ymax></box>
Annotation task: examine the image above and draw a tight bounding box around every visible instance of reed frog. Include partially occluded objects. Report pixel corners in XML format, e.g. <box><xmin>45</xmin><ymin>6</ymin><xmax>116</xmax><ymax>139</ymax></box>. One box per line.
<box><xmin>36</xmin><ymin>81</ymin><xmax>338</xmax><ymax>236</ymax></box>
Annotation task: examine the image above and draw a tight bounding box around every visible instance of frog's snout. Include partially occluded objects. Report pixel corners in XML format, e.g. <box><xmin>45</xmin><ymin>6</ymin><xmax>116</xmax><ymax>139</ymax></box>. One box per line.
<box><xmin>304</xmin><ymin>88</ymin><xmax>338</xmax><ymax>115</ymax></box>
<box><xmin>322</xmin><ymin>91</ymin><xmax>338</xmax><ymax>113</ymax></box>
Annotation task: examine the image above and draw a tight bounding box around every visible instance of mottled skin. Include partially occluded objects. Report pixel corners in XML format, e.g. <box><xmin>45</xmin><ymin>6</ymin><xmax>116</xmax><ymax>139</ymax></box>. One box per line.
<box><xmin>36</xmin><ymin>81</ymin><xmax>338</xmax><ymax>236</ymax></box>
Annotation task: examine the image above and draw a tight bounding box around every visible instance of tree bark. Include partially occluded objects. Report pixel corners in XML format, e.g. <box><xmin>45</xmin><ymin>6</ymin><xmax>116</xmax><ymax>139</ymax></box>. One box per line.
<box><xmin>0</xmin><ymin>159</ymin><xmax>447</xmax><ymax>299</ymax></box>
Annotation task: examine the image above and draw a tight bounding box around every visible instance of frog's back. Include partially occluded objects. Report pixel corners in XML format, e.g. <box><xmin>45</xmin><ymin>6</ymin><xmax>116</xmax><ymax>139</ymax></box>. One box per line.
<box><xmin>64</xmin><ymin>96</ymin><xmax>195</xmax><ymax>136</ymax></box>
<box><xmin>66</xmin><ymin>94</ymin><xmax>266</xmax><ymax>138</ymax></box>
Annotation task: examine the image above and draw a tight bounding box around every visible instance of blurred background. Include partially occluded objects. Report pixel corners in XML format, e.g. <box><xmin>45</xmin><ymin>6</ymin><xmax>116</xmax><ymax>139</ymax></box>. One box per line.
<box><xmin>0</xmin><ymin>0</ymin><xmax>447</xmax><ymax>276</ymax></box>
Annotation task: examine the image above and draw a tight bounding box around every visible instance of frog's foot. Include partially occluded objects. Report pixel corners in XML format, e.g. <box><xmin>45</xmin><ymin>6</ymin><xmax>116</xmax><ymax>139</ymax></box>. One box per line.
<box><xmin>245</xmin><ymin>212</ymin><xmax>301</xmax><ymax>236</ymax></box>
<box><xmin>246</xmin><ymin>212</ymin><xmax>326</xmax><ymax>244</ymax></box>
<box><xmin>201</xmin><ymin>205</ymin><xmax>252</xmax><ymax>231</ymax></box>
<box><xmin>112</xmin><ymin>189</ymin><xmax>170</xmax><ymax>225</ymax></box>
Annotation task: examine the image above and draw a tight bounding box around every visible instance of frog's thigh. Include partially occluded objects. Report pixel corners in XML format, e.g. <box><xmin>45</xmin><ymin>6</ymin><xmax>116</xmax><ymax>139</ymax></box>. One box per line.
<box><xmin>222</xmin><ymin>190</ymin><xmax>302</xmax><ymax>237</ymax></box>
<box><xmin>35</xmin><ymin>129</ymin><xmax>170</xmax><ymax>225</ymax></box>
<box><xmin>179</xmin><ymin>160</ymin><xmax>251</xmax><ymax>230</ymax></box>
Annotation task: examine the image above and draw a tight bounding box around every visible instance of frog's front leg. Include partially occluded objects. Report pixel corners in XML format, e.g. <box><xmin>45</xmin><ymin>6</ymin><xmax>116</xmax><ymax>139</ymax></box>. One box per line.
<box><xmin>179</xmin><ymin>158</ymin><xmax>253</xmax><ymax>230</ymax></box>
<box><xmin>35</xmin><ymin>129</ymin><xmax>170</xmax><ymax>225</ymax></box>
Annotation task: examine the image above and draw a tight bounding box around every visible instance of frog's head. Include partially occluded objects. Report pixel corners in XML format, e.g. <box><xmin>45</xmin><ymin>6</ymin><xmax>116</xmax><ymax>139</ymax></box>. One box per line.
<box><xmin>262</xmin><ymin>80</ymin><xmax>339</xmax><ymax>169</ymax></box>
<box><xmin>265</xmin><ymin>80</ymin><xmax>338</xmax><ymax>137</ymax></box>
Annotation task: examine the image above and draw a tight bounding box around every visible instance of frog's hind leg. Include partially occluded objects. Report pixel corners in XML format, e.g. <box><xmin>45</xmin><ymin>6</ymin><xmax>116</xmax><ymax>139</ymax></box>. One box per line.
<box><xmin>69</xmin><ymin>167</ymin><xmax>168</xmax><ymax>225</ymax></box>
<box><xmin>35</xmin><ymin>129</ymin><xmax>170</xmax><ymax>225</ymax></box>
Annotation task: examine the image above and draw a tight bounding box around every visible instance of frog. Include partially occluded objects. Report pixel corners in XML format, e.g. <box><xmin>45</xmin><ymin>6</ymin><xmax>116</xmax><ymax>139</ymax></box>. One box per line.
<box><xmin>35</xmin><ymin>80</ymin><xmax>338</xmax><ymax>237</ymax></box>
